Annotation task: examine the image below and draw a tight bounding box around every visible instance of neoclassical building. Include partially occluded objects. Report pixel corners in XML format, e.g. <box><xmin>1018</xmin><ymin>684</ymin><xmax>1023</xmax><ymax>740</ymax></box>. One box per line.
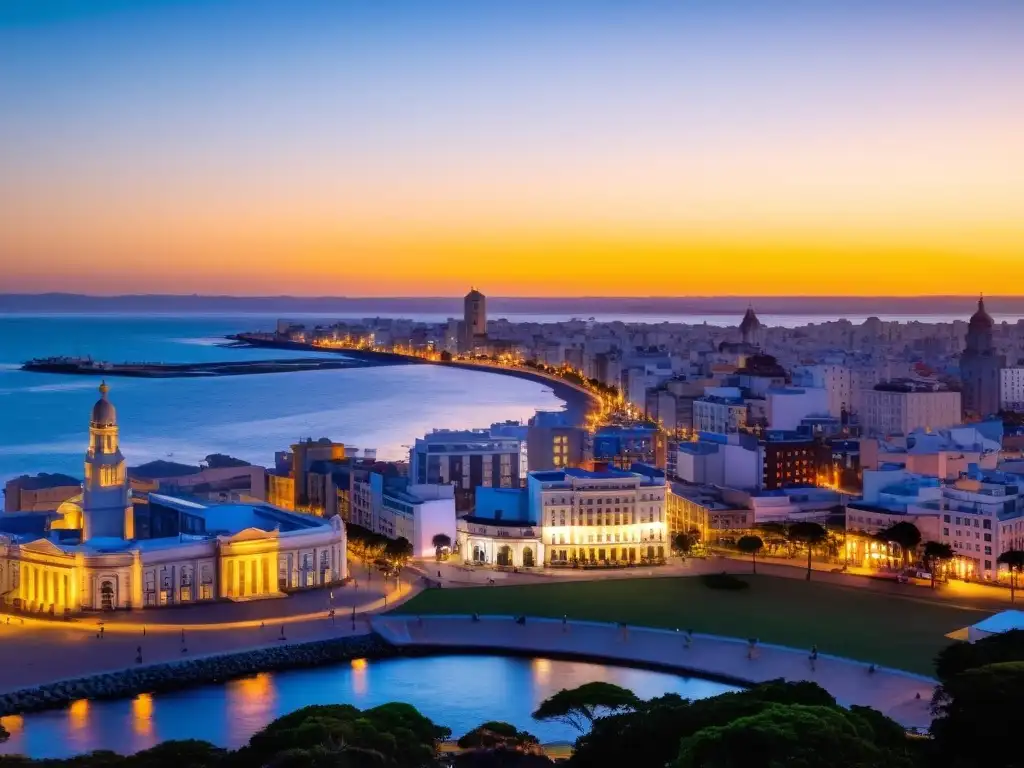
<box><xmin>0</xmin><ymin>383</ymin><xmax>346</xmax><ymax>613</ymax></box>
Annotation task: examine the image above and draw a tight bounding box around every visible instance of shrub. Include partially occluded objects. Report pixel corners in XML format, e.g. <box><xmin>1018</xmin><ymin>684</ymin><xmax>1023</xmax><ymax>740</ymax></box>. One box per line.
<box><xmin>700</xmin><ymin>573</ymin><xmax>750</xmax><ymax>590</ymax></box>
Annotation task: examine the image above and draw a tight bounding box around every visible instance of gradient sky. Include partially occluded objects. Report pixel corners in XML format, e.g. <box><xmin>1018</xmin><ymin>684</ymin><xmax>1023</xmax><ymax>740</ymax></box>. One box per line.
<box><xmin>1</xmin><ymin>0</ymin><xmax>1022</xmax><ymax>297</ymax></box>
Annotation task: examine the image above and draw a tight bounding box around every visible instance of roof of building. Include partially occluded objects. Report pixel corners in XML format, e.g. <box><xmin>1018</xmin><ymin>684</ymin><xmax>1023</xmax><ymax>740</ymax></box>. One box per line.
<box><xmin>148</xmin><ymin>494</ymin><xmax>327</xmax><ymax>534</ymax></box>
<box><xmin>970</xmin><ymin>610</ymin><xmax>1024</xmax><ymax>635</ymax></box>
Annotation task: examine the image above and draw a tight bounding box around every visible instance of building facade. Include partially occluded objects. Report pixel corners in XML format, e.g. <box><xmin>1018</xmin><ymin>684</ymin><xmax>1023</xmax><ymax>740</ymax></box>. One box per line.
<box><xmin>1001</xmin><ymin>367</ymin><xmax>1024</xmax><ymax>412</ymax></box>
<box><xmin>0</xmin><ymin>384</ymin><xmax>346</xmax><ymax>613</ymax></box>
<box><xmin>533</xmin><ymin>468</ymin><xmax>667</xmax><ymax>566</ymax></box>
<box><xmin>860</xmin><ymin>382</ymin><xmax>962</xmax><ymax>437</ymax></box>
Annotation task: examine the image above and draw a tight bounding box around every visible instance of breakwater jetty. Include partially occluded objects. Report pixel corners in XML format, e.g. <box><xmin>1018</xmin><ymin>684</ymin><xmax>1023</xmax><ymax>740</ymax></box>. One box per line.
<box><xmin>0</xmin><ymin>633</ymin><xmax>393</xmax><ymax>717</ymax></box>
<box><xmin>21</xmin><ymin>356</ymin><xmax>403</xmax><ymax>378</ymax></box>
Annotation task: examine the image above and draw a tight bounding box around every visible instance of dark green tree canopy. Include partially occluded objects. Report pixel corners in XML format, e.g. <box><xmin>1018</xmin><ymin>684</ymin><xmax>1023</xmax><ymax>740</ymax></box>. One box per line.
<box><xmin>532</xmin><ymin>682</ymin><xmax>641</xmax><ymax>732</ymax></box>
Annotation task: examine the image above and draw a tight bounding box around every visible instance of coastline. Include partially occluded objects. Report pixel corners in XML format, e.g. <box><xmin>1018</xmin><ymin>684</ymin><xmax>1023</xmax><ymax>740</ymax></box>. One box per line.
<box><xmin>230</xmin><ymin>335</ymin><xmax>602</xmax><ymax>425</ymax></box>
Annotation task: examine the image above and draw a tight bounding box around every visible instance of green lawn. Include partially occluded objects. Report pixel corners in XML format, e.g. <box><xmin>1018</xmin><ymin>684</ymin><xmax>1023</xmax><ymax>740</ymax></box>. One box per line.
<box><xmin>393</xmin><ymin>575</ymin><xmax>991</xmax><ymax>676</ymax></box>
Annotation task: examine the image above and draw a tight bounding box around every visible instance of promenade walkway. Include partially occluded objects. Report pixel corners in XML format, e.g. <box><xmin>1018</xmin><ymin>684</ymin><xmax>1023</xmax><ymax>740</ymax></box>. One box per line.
<box><xmin>371</xmin><ymin>615</ymin><xmax>935</xmax><ymax>730</ymax></box>
<box><xmin>0</xmin><ymin>572</ymin><xmax>422</xmax><ymax>694</ymax></box>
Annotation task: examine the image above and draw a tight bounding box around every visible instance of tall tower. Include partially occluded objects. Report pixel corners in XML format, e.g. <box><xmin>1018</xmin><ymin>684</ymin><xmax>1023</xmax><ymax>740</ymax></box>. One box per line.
<box><xmin>740</xmin><ymin>306</ymin><xmax>762</xmax><ymax>348</ymax></box>
<box><xmin>81</xmin><ymin>381</ymin><xmax>134</xmax><ymax>541</ymax></box>
<box><xmin>464</xmin><ymin>287</ymin><xmax>487</xmax><ymax>339</ymax></box>
<box><xmin>959</xmin><ymin>297</ymin><xmax>1005</xmax><ymax>419</ymax></box>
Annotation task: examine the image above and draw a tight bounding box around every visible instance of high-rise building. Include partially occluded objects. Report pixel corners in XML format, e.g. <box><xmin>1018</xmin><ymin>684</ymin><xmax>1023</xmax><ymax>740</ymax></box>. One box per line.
<box><xmin>463</xmin><ymin>288</ymin><xmax>487</xmax><ymax>351</ymax></box>
<box><xmin>960</xmin><ymin>297</ymin><xmax>1005</xmax><ymax>418</ymax></box>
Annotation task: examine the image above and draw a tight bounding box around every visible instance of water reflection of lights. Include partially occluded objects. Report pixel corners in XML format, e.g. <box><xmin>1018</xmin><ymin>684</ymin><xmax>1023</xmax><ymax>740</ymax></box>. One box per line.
<box><xmin>531</xmin><ymin>658</ymin><xmax>551</xmax><ymax>685</ymax></box>
<box><xmin>225</xmin><ymin>673</ymin><xmax>277</xmax><ymax>745</ymax></box>
<box><xmin>68</xmin><ymin>699</ymin><xmax>89</xmax><ymax>731</ymax></box>
<box><xmin>132</xmin><ymin>693</ymin><xmax>154</xmax><ymax>737</ymax></box>
<box><xmin>351</xmin><ymin>658</ymin><xmax>368</xmax><ymax>695</ymax></box>
<box><xmin>1</xmin><ymin>715</ymin><xmax>23</xmax><ymax>734</ymax></box>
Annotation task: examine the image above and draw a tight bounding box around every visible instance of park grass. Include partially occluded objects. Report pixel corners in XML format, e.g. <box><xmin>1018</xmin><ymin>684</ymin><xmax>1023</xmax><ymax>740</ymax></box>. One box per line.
<box><xmin>393</xmin><ymin>575</ymin><xmax>991</xmax><ymax>677</ymax></box>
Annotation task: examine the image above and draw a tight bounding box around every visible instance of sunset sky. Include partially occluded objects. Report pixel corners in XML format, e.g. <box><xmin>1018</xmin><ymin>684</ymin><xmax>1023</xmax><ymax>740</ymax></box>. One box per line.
<box><xmin>1</xmin><ymin>0</ymin><xmax>1022</xmax><ymax>297</ymax></box>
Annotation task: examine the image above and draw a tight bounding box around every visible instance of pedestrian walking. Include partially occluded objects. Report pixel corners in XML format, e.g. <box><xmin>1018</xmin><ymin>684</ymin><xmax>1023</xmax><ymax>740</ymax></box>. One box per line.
<box><xmin>280</xmin><ymin>624</ymin><xmax>286</xmax><ymax>641</ymax></box>
<box><xmin>180</xmin><ymin>628</ymin><xmax>185</xmax><ymax>644</ymax></box>
<box><xmin>684</xmin><ymin>628</ymin><xmax>693</xmax><ymax>649</ymax></box>
<box><xmin>99</xmin><ymin>625</ymin><xmax>105</xmax><ymax>639</ymax></box>
<box><xmin>809</xmin><ymin>644</ymin><xmax>818</xmax><ymax>671</ymax></box>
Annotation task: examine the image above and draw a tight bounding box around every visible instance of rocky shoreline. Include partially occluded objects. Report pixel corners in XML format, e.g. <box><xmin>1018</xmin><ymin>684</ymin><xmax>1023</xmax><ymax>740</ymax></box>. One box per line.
<box><xmin>0</xmin><ymin>633</ymin><xmax>395</xmax><ymax>717</ymax></box>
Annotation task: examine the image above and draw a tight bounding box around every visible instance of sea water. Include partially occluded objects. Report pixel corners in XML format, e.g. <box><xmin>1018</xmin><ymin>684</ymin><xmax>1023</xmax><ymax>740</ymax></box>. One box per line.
<box><xmin>0</xmin><ymin>315</ymin><xmax>563</xmax><ymax>485</ymax></box>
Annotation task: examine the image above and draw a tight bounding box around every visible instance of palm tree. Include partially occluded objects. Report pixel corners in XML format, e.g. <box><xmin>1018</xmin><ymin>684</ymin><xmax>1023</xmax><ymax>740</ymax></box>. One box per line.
<box><xmin>923</xmin><ymin>541</ymin><xmax>954</xmax><ymax>590</ymax></box>
<box><xmin>997</xmin><ymin>549</ymin><xmax>1024</xmax><ymax>603</ymax></box>
<box><xmin>787</xmin><ymin>522</ymin><xmax>828</xmax><ymax>581</ymax></box>
<box><xmin>432</xmin><ymin>533</ymin><xmax>452</xmax><ymax>561</ymax></box>
<box><xmin>737</xmin><ymin>535</ymin><xmax>764</xmax><ymax>574</ymax></box>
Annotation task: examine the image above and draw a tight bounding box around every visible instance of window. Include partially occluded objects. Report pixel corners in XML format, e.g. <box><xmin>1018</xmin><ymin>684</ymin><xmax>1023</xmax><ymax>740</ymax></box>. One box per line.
<box><xmin>984</xmin><ymin>533</ymin><xmax>992</xmax><ymax>542</ymax></box>
<box><xmin>943</xmin><ymin>528</ymin><xmax>949</xmax><ymax>536</ymax></box>
<box><xmin>985</xmin><ymin>547</ymin><xmax>992</xmax><ymax>556</ymax></box>
<box><xmin>985</xmin><ymin>559</ymin><xmax>992</xmax><ymax>569</ymax></box>
<box><xmin>983</xmin><ymin>519</ymin><xmax>992</xmax><ymax>530</ymax></box>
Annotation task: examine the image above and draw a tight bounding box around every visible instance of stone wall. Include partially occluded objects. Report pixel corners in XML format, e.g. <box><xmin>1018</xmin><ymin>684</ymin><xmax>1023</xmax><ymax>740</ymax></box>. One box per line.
<box><xmin>0</xmin><ymin>633</ymin><xmax>394</xmax><ymax>717</ymax></box>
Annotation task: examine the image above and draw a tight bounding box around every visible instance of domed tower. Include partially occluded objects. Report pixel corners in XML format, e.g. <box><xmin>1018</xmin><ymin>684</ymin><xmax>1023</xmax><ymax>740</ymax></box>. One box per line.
<box><xmin>740</xmin><ymin>306</ymin><xmax>762</xmax><ymax>347</ymax></box>
<box><xmin>81</xmin><ymin>381</ymin><xmax>134</xmax><ymax>541</ymax></box>
<box><xmin>965</xmin><ymin>296</ymin><xmax>995</xmax><ymax>354</ymax></box>
<box><xmin>960</xmin><ymin>297</ymin><xmax>1004</xmax><ymax>419</ymax></box>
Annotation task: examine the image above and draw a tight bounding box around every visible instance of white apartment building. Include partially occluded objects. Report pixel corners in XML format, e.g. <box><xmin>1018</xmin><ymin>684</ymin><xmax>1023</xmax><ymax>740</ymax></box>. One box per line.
<box><xmin>860</xmin><ymin>384</ymin><xmax>962</xmax><ymax>437</ymax></box>
<box><xmin>531</xmin><ymin>468</ymin><xmax>667</xmax><ymax>565</ymax></box>
<box><xmin>693</xmin><ymin>387</ymin><xmax>748</xmax><ymax>435</ymax></box>
<box><xmin>903</xmin><ymin>472</ymin><xmax>1024</xmax><ymax>581</ymax></box>
<box><xmin>766</xmin><ymin>386</ymin><xmax>830</xmax><ymax>431</ymax></box>
<box><xmin>1001</xmin><ymin>367</ymin><xmax>1024</xmax><ymax>411</ymax></box>
<box><xmin>794</xmin><ymin>364</ymin><xmax>853</xmax><ymax>418</ymax></box>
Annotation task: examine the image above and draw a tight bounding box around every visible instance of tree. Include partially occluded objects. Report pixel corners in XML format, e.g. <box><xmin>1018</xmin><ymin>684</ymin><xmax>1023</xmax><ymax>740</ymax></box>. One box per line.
<box><xmin>672</xmin><ymin>532</ymin><xmax>695</xmax><ymax>560</ymax></box>
<box><xmin>385</xmin><ymin>537</ymin><xmax>414</xmax><ymax>572</ymax></box>
<box><xmin>673</xmin><ymin>703</ymin><xmax>909</xmax><ymax>768</ymax></box>
<box><xmin>997</xmin><ymin>549</ymin><xmax>1024</xmax><ymax>603</ymax></box>
<box><xmin>876</xmin><ymin>521</ymin><xmax>922</xmax><ymax>567</ymax></box>
<box><xmin>931</xmin><ymin>662</ymin><xmax>1024</xmax><ymax>768</ymax></box>
<box><xmin>432</xmin><ymin>533</ymin><xmax>453</xmax><ymax>561</ymax></box>
<box><xmin>572</xmin><ymin>681</ymin><xmax>848</xmax><ymax>768</ymax></box>
<box><xmin>923</xmin><ymin>541</ymin><xmax>954</xmax><ymax>590</ymax></box>
<box><xmin>787</xmin><ymin>522</ymin><xmax>828</xmax><ymax>581</ymax></box>
<box><xmin>440</xmin><ymin>350</ymin><xmax>453</xmax><ymax>362</ymax></box>
<box><xmin>737</xmin><ymin>535</ymin><xmax>764</xmax><ymax>574</ymax></box>
<box><xmin>531</xmin><ymin>682</ymin><xmax>640</xmax><ymax>733</ymax></box>
<box><xmin>457</xmin><ymin>722</ymin><xmax>541</xmax><ymax>752</ymax></box>
<box><xmin>934</xmin><ymin>629</ymin><xmax>1024</xmax><ymax>683</ymax></box>
<box><xmin>240</xmin><ymin>703</ymin><xmax>450</xmax><ymax>768</ymax></box>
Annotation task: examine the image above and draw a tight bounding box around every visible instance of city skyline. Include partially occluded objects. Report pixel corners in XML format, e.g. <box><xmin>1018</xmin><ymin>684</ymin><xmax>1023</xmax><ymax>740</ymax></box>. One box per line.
<box><xmin>2</xmin><ymin>0</ymin><xmax>1023</xmax><ymax>297</ymax></box>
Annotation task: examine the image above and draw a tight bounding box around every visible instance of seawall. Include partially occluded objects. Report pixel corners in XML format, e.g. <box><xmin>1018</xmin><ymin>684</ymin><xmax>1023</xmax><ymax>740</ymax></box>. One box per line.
<box><xmin>0</xmin><ymin>633</ymin><xmax>393</xmax><ymax>717</ymax></box>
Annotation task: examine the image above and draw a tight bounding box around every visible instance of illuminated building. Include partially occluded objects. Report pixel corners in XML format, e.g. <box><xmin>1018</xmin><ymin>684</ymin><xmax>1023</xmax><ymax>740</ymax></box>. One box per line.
<box><xmin>526</xmin><ymin>411</ymin><xmax>587</xmax><ymax>471</ymax></box>
<box><xmin>461</xmin><ymin>287</ymin><xmax>487</xmax><ymax>353</ymax></box>
<box><xmin>0</xmin><ymin>383</ymin><xmax>345</xmax><ymax>613</ymax></box>
<box><xmin>410</xmin><ymin>427</ymin><xmax>524</xmax><ymax>512</ymax></box>
<box><xmin>535</xmin><ymin>467</ymin><xmax>667</xmax><ymax>566</ymax></box>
